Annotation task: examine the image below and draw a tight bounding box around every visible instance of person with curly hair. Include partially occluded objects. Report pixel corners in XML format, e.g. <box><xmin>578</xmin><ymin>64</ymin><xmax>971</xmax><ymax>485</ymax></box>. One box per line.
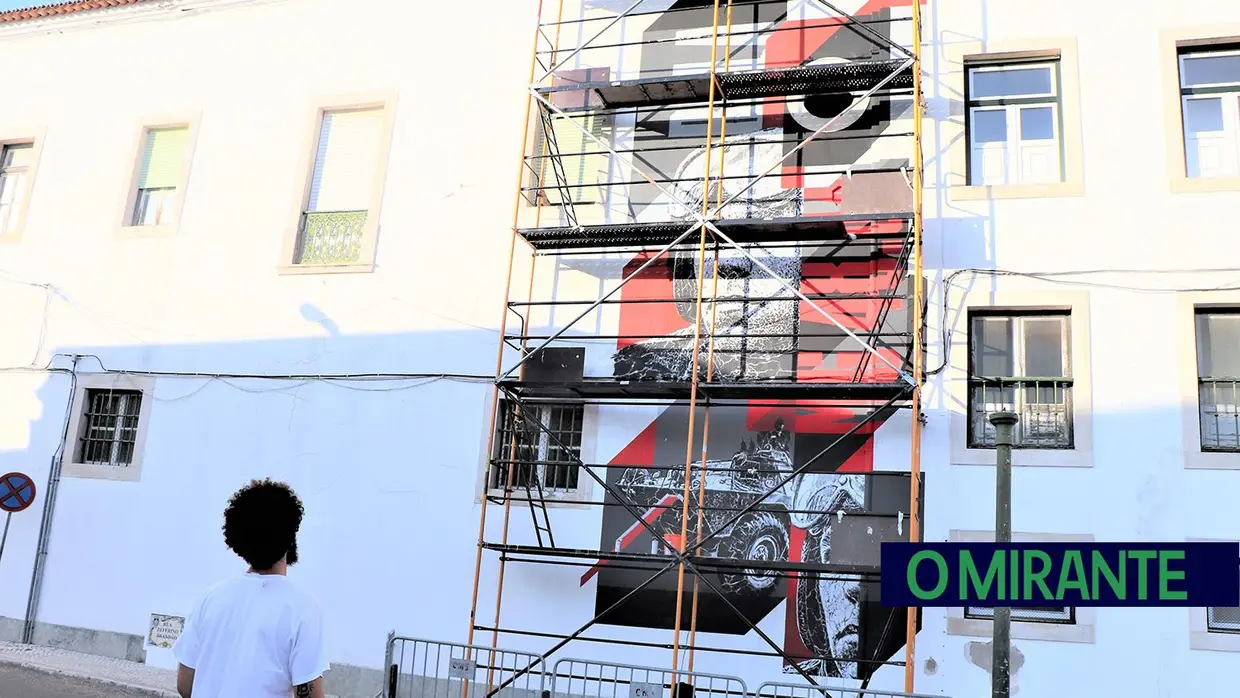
<box><xmin>172</xmin><ymin>479</ymin><xmax>328</xmax><ymax>698</ymax></box>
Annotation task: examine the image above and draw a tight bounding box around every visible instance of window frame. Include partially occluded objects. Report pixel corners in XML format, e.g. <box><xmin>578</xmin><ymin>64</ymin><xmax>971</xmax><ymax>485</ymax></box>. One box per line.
<box><xmin>964</xmin><ymin>60</ymin><xmax>1065</xmax><ymax>188</ymax></box>
<box><xmin>1177</xmin><ymin>45</ymin><xmax>1240</xmax><ymax>180</ymax></box>
<box><xmin>965</xmin><ymin>310</ymin><xmax>1075</xmax><ymax>450</ymax></box>
<box><xmin>117</xmin><ymin>116</ymin><xmax>198</xmax><ymax>238</ymax></box>
<box><xmin>488</xmin><ymin>399</ymin><xmax>589</xmax><ymax>501</ymax></box>
<box><xmin>1188</xmin><ymin>537</ymin><xmax>1240</xmax><ymax>652</ymax></box>
<box><xmin>1161</xmin><ymin>26</ymin><xmax>1240</xmax><ymax>194</ymax></box>
<box><xmin>278</xmin><ymin>93</ymin><xmax>398</xmax><ymax>275</ymax></box>
<box><xmin>963</xmin><ymin>606</ymin><xmax>1075</xmax><ymax>625</ymax></box>
<box><xmin>1193</xmin><ymin>307</ymin><xmax>1240</xmax><ymax>453</ymax></box>
<box><xmin>946</xmin><ymin>37</ymin><xmax>1084</xmax><ymax>201</ymax></box>
<box><xmin>0</xmin><ymin>131</ymin><xmax>44</xmax><ymax>243</ymax></box>
<box><xmin>949</xmin><ymin>291</ymin><xmax>1093</xmax><ymax>468</ymax></box>
<box><xmin>946</xmin><ymin>530</ymin><xmax>1095</xmax><ymax>644</ymax></box>
<box><xmin>62</xmin><ymin>373</ymin><xmax>155</xmax><ymax>482</ymax></box>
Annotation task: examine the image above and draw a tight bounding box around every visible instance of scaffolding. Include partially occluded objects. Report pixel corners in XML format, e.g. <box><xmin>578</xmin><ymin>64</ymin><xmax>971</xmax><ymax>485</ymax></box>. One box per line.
<box><xmin>468</xmin><ymin>0</ymin><xmax>924</xmax><ymax>694</ymax></box>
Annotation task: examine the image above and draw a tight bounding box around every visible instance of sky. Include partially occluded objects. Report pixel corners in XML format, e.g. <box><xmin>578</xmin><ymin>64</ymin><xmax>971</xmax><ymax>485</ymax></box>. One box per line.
<box><xmin>0</xmin><ymin>1</ymin><xmax>40</xmax><ymax>10</ymax></box>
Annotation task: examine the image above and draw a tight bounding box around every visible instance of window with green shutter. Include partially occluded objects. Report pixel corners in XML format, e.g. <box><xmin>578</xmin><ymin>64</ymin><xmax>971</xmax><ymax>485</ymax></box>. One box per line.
<box><xmin>532</xmin><ymin>114</ymin><xmax>606</xmax><ymax>206</ymax></box>
<box><xmin>294</xmin><ymin>107</ymin><xmax>383</xmax><ymax>265</ymax></box>
<box><xmin>131</xmin><ymin>126</ymin><xmax>189</xmax><ymax>226</ymax></box>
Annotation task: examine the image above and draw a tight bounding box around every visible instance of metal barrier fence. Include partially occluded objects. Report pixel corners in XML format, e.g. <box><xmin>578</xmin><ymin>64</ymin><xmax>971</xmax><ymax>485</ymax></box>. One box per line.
<box><xmin>756</xmin><ymin>680</ymin><xmax>944</xmax><ymax>698</ymax></box>
<box><xmin>551</xmin><ymin>658</ymin><xmax>748</xmax><ymax>698</ymax></box>
<box><xmin>385</xmin><ymin>635</ymin><xmax>547</xmax><ymax>698</ymax></box>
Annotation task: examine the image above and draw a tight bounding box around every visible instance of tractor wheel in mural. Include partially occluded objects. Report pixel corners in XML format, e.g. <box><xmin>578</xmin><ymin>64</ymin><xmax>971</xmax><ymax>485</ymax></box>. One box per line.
<box><xmin>718</xmin><ymin>511</ymin><xmax>790</xmax><ymax>596</ymax></box>
<box><xmin>795</xmin><ymin>526</ymin><xmax>860</xmax><ymax>679</ymax></box>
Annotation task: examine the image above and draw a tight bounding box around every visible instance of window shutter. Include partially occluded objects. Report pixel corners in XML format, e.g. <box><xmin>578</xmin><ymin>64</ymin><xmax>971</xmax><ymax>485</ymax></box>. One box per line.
<box><xmin>308</xmin><ymin>108</ymin><xmax>383</xmax><ymax>213</ymax></box>
<box><xmin>535</xmin><ymin>115</ymin><xmax>605</xmax><ymax>204</ymax></box>
<box><xmin>137</xmin><ymin>127</ymin><xmax>189</xmax><ymax>190</ymax></box>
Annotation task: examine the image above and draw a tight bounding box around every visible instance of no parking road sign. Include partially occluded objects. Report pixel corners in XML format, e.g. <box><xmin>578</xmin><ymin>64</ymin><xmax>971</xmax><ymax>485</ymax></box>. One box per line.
<box><xmin>0</xmin><ymin>471</ymin><xmax>35</xmax><ymax>568</ymax></box>
<box><xmin>0</xmin><ymin>472</ymin><xmax>35</xmax><ymax>513</ymax></box>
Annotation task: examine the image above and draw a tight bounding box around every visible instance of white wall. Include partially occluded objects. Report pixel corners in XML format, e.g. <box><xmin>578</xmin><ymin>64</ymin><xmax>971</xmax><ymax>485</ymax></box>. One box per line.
<box><xmin>0</xmin><ymin>0</ymin><xmax>539</xmax><ymax>678</ymax></box>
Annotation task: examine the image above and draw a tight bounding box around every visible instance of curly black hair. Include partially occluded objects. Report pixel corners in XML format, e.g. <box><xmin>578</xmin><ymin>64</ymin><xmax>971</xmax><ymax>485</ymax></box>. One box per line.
<box><xmin>222</xmin><ymin>479</ymin><xmax>305</xmax><ymax>571</ymax></box>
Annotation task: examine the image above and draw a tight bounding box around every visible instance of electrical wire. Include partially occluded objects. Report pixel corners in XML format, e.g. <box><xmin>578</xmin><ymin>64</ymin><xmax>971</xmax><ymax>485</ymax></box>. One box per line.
<box><xmin>925</xmin><ymin>266</ymin><xmax>1240</xmax><ymax>376</ymax></box>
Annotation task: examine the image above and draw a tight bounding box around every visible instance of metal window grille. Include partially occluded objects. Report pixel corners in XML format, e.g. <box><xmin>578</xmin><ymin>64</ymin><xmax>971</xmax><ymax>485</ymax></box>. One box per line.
<box><xmin>491</xmin><ymin>400</ymin><xmax>584</xmax><ymax>492</ymax></box>
<box><xmin>968</xmin><ymin>312</ymin><xmax>1073</xmax><ymax>449</ymax></box>
<box><xmin>1195</xmin><ymin>309</ymin><xmax>1240</xmax><ymax>451</ymax></box>
<box><xmin>1208</xmin><ymin>606</ymin><xmax>1240</xmax><ymax>634</ymax></box>
<box><xmin>964</xmin><ymin>606</ymin><xmax>1074</xmax><ymax>624</ymax></box>
<box><xmin>77</xmin><ymin>389</ymin><xmax>142</xmax><ymax>466</ymax></box>
<box><xmin>294</xmin><ymin>210</ymin><xmax>368</xmax><ymax>265</ymax></box>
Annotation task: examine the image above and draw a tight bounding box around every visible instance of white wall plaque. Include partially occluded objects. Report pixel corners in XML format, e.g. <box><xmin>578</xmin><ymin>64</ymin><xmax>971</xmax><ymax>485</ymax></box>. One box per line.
<box><xmin>448</xmin><ymin>657</ymin><xmax>478</xmax><ymax>679</ymax></box>
<box><xmin>630</xmin><ymin>682</ymin><xmax>663</xmax><ymax>698</ymax></box>
<box><xmin>147</xmin><ymin>613</ymin><xmax>185</xmax><ymax>649</ymax></box>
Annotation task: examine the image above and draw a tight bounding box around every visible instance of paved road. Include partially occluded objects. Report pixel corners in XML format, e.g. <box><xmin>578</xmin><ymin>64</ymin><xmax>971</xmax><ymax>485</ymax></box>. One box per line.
<box><xmin>0</xmin><ymin>664</ymin><xmax>165</xmax><ymax>698</ymax></box>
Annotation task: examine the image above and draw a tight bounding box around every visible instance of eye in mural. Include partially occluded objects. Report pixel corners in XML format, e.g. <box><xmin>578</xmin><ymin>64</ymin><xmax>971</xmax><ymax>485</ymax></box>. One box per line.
<box><xmin>560</xmin><ymin>0</ymin><xmax>921</xmax><ymax>683</ymax></box>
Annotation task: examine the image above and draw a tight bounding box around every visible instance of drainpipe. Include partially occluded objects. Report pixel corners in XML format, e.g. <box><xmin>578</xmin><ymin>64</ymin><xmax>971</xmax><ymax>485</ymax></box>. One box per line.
<box><xmin>989</xmin><ymin>411</ymin><xmax>1018</xmax><ymax>698</ymax></box>
<box><xmin>23</xmin><ymin>355</ymin><xmax>79</xmax><ymax>644</ymax></box>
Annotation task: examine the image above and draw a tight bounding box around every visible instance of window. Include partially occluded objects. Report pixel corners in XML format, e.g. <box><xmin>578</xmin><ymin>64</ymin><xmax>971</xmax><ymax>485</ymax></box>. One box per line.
<box><xmin>0</xmin><ymin>142</ymin><xmax>33</xmax><ymax>235</ymax></box>
<box><xmin>490</xmin><ymin>400</ymin><xmax>585</xmax><ymax>493</ymax></box>
<box><xmin>528</xmin><ymin>68</ymin><xmax>610</xmax><ymax>208</ymax></box>
<box><xmin>966</xmin><ymin>61</ymin><xmax>1063</xmax><ymax>186</ymax></box>
<box><xmin>1195</xmin><ymin>309</ymin><xmax>1240</xmax><ymax>451</ymax></box>
<box><xmin>76</xmin><ymin>389</ymin><xmax>143</xmax><ymax>467</ymax></box>
<box><xmin>965</xmin><ymin>606</ymin><xmax>1074</xmax><ymax>624</ymax></box>
<box><xmin>131</xmin><ymin>127</ymin><xmax>189</xmax><ymax>226</ymax></box>
<box><xmin>1208</xmin><ymin>606</ymin><xmax>1240</xmax><ymax>634</ymax></box>
<box><xmin>1178</xmin><ymin>47</ymin><xmax>1240</xmax><ymax>178</ymax></box>
<box><xmin>295</xmin><ymin>107</ymin><xmax>384</xmax><ymax>265</ymax></box>
<box><xmin>968</xmin><ymin>311</ymin><xmax>1073</xmax><ymax>449</ymax></box>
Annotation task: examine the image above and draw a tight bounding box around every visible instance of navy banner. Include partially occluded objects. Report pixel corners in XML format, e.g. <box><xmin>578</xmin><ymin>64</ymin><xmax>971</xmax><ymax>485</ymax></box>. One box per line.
<box><xmin>880</xmin><ymin>542</ymin><xmax>1240</xmax><ymax>608</ymax></box>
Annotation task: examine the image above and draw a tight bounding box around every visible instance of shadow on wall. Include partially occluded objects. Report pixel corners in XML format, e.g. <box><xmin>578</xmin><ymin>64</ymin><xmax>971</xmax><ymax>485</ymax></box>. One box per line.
<box><xmin>0</xmin><ymin>311</ymin><xmax>506</xmax><ymax>674</ymax></box>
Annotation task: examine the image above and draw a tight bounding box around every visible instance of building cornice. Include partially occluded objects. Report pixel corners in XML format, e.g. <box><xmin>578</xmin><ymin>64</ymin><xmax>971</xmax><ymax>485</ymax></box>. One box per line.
<box><xmin>0</xmin><ymin>0</ymin><xmax>287</xmax><ymax>40</ymax></box>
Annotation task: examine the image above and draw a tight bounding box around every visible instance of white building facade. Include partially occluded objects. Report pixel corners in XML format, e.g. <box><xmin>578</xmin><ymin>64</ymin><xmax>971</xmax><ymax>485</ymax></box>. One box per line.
<box><xmin>0</xmin><ymin>1</ymin><xmax>1236</xmax><ymax>697</ymax></box>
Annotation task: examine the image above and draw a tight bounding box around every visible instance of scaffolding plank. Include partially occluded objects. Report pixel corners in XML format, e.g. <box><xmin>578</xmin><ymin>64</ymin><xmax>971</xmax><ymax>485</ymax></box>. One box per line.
<box><xmin>483</xmin><ymin>542</ymin><xmax>882</xmax><ymax>577</ymax></box>
<box><xmin>498</xmin><ymin>379</ymin><xmax>912</xmax><ymax>402</ymax></box>
<box><xmin>519</xmin><ymin>214</ymin><xmax>913</xmax><ymax>250</ymax></box>
<box><xmin>535</xmin><ymin>59</ymin><xmax>914</xmax><ymax>112</ymax></box>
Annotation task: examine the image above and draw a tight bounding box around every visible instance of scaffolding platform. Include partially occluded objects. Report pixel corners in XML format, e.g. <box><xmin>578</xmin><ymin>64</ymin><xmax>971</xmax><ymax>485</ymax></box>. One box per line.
<box><xmin>518</xmin><ymin>214</ymin><xmax>913</xmax><ymax>250</ymax></box>
<box><xmin>497</xmin><ymin>378</ymin><xmax>913</xmax><ymax>402</ymax></box>
<box><xmin>537</xmin><ymin>59</ymin><xmax>915</xmax><ymax>112</ymax></box>
<box><xmin>482</xmin><ymin>542</ymin><xmax>883</xmax><ymax>578</ymax></box>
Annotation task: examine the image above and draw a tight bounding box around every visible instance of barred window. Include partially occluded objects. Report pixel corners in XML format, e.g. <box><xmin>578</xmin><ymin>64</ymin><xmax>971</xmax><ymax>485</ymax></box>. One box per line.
<box><xmin>77</xmin><ymin>389</ymin><xmax>143</xmax><ymax>466</ymax></box>
<box><xmin>965</xmin><ymin>606</ymin><xmax>1073</xmax><ymax>624</ymax></box>
<box><xmin>490</xmin><ymin>400</ymin><xmax>585</xmax><ymax>492</ymax></box>
<box><xmin>1208</xmin><ymin>605</ymin><xmax>1240</xmax><ymax>634</ymax></box>
<box><xmin>968</xmin><ymin>311</ymin><xmax>1073</xmax><ymax>448</ymax></box>
<box><xmin>1195</xmin><ymin>309</ymin><xmax>1240</xmax><ymax>451</ymax></box>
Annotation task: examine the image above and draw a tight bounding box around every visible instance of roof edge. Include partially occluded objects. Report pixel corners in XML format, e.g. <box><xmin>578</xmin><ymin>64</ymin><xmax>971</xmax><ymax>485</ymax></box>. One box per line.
<box><xmin>0</xmin><ymin>0</ymin><xmax>162</xmax><ymax>24</ymax></box>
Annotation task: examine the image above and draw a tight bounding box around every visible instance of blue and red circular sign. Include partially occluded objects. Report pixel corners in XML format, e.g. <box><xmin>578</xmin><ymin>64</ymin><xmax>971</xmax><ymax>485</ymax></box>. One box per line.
<box><xmin>0</xmin><ymin>472</ymin><xmax>36</xmax><ymax>513</ymax></box>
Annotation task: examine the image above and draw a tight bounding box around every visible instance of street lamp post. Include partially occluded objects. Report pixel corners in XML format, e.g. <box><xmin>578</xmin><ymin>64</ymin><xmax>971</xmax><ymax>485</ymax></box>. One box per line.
<box><xmin>988</xmin><ymin>411</ymin><xmax>1018</xmax><ymax>698</ymax></box>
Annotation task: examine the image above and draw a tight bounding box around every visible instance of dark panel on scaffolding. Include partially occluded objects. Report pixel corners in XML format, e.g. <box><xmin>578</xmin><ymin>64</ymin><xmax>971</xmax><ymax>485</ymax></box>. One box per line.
<box><xmin>536</xmin><ymin>59</ymin><xmax>914</xmax><ymax>112</ymax></box>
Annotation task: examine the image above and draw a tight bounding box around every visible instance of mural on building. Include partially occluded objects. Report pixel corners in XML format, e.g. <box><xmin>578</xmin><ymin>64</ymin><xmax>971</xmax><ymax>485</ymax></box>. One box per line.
<box><xmin>566</xmin><ymin>0</ymin><xmax>922</xmax><ymax>683</ymax></box>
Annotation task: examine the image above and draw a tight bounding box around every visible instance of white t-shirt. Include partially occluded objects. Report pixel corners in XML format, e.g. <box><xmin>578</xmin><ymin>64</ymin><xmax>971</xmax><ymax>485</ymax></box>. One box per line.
<box><xmin>173</xmin><ymin>572</ymin><xmax>329</xmax><ymax>698</ymax></box>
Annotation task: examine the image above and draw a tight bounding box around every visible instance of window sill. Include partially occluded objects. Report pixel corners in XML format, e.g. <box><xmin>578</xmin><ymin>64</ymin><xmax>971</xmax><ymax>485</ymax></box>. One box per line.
<box><xmin>947</xmin><ymin>615</ymin><xmax>1094</xmax><ymax>644</ymax></box>
<box><xmin>117</xmin><ymin>223</ymin><xmax>178</xmax><ymax>238</ymax></box>
<box><xmin>276</xmin><ymin>262</ymin><xmax>376</xmax><ymax>276</ymax></box>
<box><xmin>1190</xmin><ymin>630</ymin><xmax>1240</xmax><ymax>653</ymax></box>
<box><xmin>950</xmin><ymin>180</ymin><xmax>1085</xmax><ymax>201</ymax></box>
<box><xmin>1184</xmin><ymin>449</ymin><xmax>1240</xmax><ymax>470</ymax></box>
<box><xmin>1170</xmin><ymin>175</ymin><xmax>1240</xmax><ymax>195</ymax></box>
<box><xmin>62</xmin><ymin>462</ymin><xmax>142</xmax><ymax>482</ymax></box>
<box><xmin>951</xmin><ymin>445</ymin><xmax>1091</xmax><ymax>468</ymax></box>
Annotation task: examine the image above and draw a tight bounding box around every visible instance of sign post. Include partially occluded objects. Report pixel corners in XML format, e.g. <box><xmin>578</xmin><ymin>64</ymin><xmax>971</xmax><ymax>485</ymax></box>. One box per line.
<box><xmin>0</xmin><ymin>472</ymin><xmax>37</xmax><ymax>568</ymax></box>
